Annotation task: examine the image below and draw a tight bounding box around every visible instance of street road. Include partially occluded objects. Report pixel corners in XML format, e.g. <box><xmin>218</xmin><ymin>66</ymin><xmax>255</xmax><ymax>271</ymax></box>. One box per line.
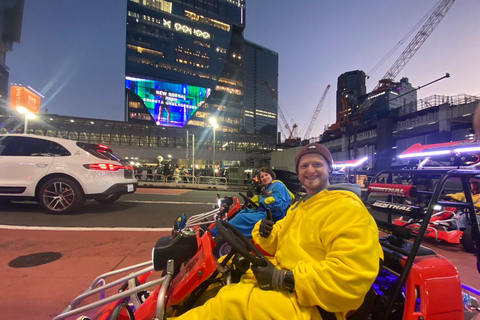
<box><xmin>0</xmin><ymin>188</ymin><xmax>226</xmax><ymax>228</ymax></box>
<box><xmin>0</xmin><ymin>187</ymin><xmax>479</xmax><ymax>319</ymax></box>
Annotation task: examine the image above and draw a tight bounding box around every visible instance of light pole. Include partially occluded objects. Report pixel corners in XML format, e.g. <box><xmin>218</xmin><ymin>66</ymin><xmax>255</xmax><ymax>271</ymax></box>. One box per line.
<box><xmin>209</xmin><ymin>117</ymin><xmax>218</xmax><ymax>176</ymax></box>
<box><xmin>17</xmin><ymin>106</ymin><xmax>36</xmax><ymax>134</ymax></box>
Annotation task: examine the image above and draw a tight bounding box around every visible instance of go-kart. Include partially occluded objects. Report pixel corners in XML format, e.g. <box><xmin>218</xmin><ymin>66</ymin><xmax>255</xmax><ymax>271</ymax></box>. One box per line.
<box><xmin>54</xmin><ymin>169</ymin><xmax>480</xmax><ymax>320</ymax></box>
<box><xmin>366</xmin><ymin>168</ymin><xmax>480</xmax><ymax>253</ymax></box>
<box><xmin>393</xmin><ymin>200</ymin><xmax>480</xmax><ymax>253</ymax></box>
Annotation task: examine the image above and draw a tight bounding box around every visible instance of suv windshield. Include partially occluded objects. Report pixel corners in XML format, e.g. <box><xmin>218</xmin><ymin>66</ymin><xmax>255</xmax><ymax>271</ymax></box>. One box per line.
<box><xmin>76</xmin><ymin>143</ymin><xmax>120</xmax><ymax>161</ymax></box>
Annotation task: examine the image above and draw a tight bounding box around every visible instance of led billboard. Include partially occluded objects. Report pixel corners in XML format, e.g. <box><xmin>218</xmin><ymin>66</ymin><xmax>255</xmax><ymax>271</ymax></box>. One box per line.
<box><xmin>9</xmin><ymin>86</ymin><xmax>42</xmax><ymax>114</ymax></box>
<box><xmin>126</xmin><ymin>77</ymin><xmax>211</xmax><ymax>127</ymax></box>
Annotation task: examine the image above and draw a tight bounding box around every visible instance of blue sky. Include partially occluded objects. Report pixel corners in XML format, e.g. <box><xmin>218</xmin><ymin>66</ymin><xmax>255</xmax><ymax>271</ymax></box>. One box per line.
<box><xmin>7</xmin><ymin>0</ymin><xmax>480</xmax><ymax>139</ymax></box>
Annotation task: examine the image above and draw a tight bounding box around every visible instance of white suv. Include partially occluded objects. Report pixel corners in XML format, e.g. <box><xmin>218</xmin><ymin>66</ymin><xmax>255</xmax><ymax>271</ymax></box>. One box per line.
<box><xmin>0</xmin><ymin>134</ymin><xmax>138</xmax><ymax>214</ymax></box>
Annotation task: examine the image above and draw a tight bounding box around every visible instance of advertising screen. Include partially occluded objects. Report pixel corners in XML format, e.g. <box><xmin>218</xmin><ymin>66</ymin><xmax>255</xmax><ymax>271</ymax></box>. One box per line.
<box><xmin>9</xmin><ymin>86</ymin><xmax>41</xmax><ymax>114</ymax></box>
<box><xmin>126</xmin><ymin>77</ymin><xmax>211</xmax><ymax>128</ymax></box>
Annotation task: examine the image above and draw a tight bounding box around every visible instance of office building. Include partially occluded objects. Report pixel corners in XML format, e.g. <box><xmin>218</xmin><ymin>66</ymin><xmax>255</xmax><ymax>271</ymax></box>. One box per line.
<box><xmin>0</xmin><ymin>0</ymin><xmax>24</xmax><ymax>115</ymax></box>
<box><xmin>336</xmin><ymin>70</ymin><xmax>367</xmax><ymax>124</ymax></box>
<box><xmin>243</xmin><ymin>40</ymin><xmax>278</xmax><ymax>139</ymax></box>
<box><xmin>125</xmin><ymin>0</ymin><xmax>247</xmax><ymax>134</ymax></box>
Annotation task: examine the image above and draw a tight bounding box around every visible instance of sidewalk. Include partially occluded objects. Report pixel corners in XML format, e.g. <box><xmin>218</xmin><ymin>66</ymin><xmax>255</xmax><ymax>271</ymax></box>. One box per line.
<box><xmin>1</xmin><ymin>228</ymin><xmax>169</xmax><ymax>320</ymax></box>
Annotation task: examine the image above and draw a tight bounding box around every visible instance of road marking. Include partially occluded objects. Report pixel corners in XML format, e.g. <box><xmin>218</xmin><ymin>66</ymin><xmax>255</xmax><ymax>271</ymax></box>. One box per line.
<box><xmin>136</xmin><ymin>188</ymin><xmax>192</xmax><ymax>195</ymax></box>
<box><xmin>0</xmin><ymin>225</ymin><xmax>172</xmax><ymax>232</ymax></box>
<box><xmin>122</xmin><ymin>200</ymin><xmax>215</xmax><ymax>205</ymax></box>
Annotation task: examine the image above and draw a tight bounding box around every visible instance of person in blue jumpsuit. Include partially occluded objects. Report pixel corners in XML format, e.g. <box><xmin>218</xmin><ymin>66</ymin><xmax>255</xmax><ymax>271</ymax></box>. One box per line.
<box><xmin>211</xmin><ymin>167</ymin><xmax>293</xmax><ymax>237</ymax></box>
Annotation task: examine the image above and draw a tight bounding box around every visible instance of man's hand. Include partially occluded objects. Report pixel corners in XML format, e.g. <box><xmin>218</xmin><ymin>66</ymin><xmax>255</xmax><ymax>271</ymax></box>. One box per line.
<box><xmin>264</xmin><ymin>196</ymin><xmax>275</xmax><ymax>205</ymax></box>
<box><xmin>251</xmin><ymin>259</ymin><xmax>285</xmax><ymax>291</ymax></box>
<box><xmin>259</xmin><ymin>219</ymin><xmax>274</xmax><ymax>238</ymax></box>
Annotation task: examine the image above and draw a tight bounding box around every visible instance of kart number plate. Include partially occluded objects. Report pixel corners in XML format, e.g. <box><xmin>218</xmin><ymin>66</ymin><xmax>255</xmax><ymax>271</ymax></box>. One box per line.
<box><xmin>127</xmin><ymin>184</ymin><xmax>134</xmax><ymax>192</ymax></box>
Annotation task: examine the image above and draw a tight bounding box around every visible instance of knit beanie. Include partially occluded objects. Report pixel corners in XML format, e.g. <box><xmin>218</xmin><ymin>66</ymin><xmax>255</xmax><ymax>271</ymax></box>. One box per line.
<box><xmin>295</xmin><ymin>143</ymin><xmax>333</xmax><ymax>173</ymax></box>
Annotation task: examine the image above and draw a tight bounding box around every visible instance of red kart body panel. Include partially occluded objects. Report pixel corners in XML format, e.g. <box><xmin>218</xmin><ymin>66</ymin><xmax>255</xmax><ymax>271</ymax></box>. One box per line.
<box><xmin>403</xmin><ymin>255</ymin><xmax>464</xmax><ymax>320</ymax></box>
<box><xmin>133</xmin><ymin>229</ymin><xmax>217</xmax><ymax>320</ymax></box>
<box><xmin>208</xmin><ymin>197</ymin><xmax>242</xmax><ymax>230</ymax></box>
<box><xmin>369</xmin><ymin>183</ymin><xmax>417</xmax><ymax>198</ymax></box>
<box><xmin>393</xmin><ymin>217</ymin><xmax>463</xmax><ymax>244</ymax></box>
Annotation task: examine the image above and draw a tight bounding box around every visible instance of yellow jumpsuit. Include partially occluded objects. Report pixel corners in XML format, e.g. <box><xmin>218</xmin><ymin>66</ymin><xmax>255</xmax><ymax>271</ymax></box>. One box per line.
<box><xmin>446</xmin><ymin>192</ymin><xmax>480</xmax><ymax>210</ymax></box>
<box><xmin>172</xmin><ymin>188</ymin><xmax>383</xmax><ymax>320</ymax></box>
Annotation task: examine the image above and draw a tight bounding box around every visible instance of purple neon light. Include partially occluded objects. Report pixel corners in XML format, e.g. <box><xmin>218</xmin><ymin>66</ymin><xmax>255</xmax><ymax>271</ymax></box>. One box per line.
<box><xmin>400</xmin><ymin>145</ymin><xmax>480</xmax><ymax>159</ymax></box>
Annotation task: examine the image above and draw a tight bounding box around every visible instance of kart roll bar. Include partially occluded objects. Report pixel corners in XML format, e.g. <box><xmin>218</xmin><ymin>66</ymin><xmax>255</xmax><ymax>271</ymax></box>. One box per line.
<box><xmin>53</xmin><ymin>260</ymin><xmax>175</xmax><ymax>320</ymax></box>
<box><xmin>365</xmin><ymin>169</ymin><xmax>480</xmax><ymax>320</ymax></box>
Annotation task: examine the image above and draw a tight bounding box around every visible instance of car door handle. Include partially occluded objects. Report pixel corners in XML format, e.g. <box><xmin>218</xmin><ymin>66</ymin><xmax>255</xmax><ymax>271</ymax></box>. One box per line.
<box><xmin>36</xmin><ymin>163</ymin><xmax>49</xmax><ymax>168</ymax></box>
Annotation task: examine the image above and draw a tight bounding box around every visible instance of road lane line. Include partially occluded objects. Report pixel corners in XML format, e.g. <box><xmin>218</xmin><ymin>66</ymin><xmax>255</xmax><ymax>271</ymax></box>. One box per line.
<box><xmin>122</xmin><ymin>200</ymin><xmax>215</xmax><ymax>205</ymax></box>
<box><xmin>0</xmin><ymin>225</ymin><xmax>172</xmax><ymax>231</ymax></box>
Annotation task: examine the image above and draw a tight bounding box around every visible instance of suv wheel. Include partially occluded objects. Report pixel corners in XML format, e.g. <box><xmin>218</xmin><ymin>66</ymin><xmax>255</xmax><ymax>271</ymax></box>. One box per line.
<box><xmin>39</xmin><ymin>177</ymin><xmax>85</xmax><ymax>214</ymax></box>
<box><xmin>95</xmin><ymin>193</ymin><xmax>121</xmax><ymax>204</ymax></box>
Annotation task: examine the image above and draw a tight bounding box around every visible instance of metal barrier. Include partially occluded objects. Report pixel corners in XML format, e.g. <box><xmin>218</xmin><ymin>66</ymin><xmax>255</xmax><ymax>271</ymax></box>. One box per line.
<box><xmin>197</xmin><ymin>176</ymin><xmax>227</xmax><ymax>185</ymax></box>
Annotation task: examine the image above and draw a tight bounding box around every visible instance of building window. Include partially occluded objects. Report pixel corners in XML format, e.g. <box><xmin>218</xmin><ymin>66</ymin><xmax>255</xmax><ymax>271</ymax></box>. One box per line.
<box><xmin>184</xmin><ymin>10</ymin><xmax>231</xmax><ymax>32</ymax></box>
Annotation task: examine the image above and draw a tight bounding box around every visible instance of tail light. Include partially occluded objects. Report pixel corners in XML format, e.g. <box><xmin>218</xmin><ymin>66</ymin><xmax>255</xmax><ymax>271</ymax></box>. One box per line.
<box><xmin>84</xmin><ymin>164</ymin><xmax>134</xmax><ymax>171</ymax></box>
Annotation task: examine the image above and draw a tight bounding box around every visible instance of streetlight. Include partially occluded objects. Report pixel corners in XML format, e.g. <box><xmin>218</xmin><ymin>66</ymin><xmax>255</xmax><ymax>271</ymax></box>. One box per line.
<box><xmin>209</xmin><ymin>117</ymin><xmax>219</xmax><ymax>176</ymax></box>
<box><xmin>17</xmin><ymin>106</ymin><xmax>36</xmax><ymax>134</ymax></box>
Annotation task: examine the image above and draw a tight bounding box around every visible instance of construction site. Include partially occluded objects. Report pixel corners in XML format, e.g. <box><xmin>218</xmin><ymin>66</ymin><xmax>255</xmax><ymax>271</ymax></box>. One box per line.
<box><xmin>271</xmin><ymin>0</ymin><xmax>480</xmax><ymax>173</ymax></box>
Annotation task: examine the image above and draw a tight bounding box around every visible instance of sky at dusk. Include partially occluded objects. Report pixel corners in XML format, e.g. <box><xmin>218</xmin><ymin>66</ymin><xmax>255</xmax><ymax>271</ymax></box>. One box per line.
<box><xmin>7</xmin><ymin>0</ymin><xmax>480</xmax><ymax>139</ymax></box>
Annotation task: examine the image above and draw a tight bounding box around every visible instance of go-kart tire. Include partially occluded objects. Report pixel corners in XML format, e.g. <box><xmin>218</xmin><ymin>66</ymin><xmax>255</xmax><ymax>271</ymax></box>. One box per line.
<box><xmin>461</xmin><ymin>227</ymin><xmax>477</xmax><ymax>253</ymax></box>
<box><xmin>95</xmin><ymin>193</ymin><xmax>121</xmax><ymax>204</ymax></box>
<box><xmin>38</xmin><ymin>177</ymin><xmax>85</xmax><ymax>214</ymax></box>
<box><xmin>213</xmin><ymin>235</ymin><xmax>232</xmax><ymax>258</ymax></box>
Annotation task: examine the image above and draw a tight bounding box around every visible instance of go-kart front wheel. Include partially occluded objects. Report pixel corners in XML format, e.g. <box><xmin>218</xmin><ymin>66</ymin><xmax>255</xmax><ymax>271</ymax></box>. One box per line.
<box><xmin>212</xmin><ymin>234</ymin><xmax>232</xmax><ymax>258</ymax></box>
<box><xmin>461</xmin><ymin>227</ymin><xmax>477</xmax><ymax>253</ymax></box>
<box><xmin>214</xmin><ymin>220</ymin><xmax>266</xmax><ymax>267</ymax></box>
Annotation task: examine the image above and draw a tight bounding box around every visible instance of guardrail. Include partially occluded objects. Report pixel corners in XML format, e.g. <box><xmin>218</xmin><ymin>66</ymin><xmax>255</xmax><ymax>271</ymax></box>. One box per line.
<box><xmin>136</xmin><ymin>174</ymin><xmax>231</xmax><ymax>190</ymax></box>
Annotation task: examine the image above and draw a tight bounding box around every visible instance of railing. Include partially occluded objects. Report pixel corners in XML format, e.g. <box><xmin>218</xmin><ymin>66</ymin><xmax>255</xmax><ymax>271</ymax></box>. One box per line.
<box><xmin>135</xmin><ymin>173</ymin><xmax>229</xmax><ymax>186</ymax></box>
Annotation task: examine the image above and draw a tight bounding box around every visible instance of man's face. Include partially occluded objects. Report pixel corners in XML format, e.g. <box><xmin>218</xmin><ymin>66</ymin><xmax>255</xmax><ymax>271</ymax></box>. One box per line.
<box><xmin>260</xmin><ymin>171</ymin><xmax>273</xmax><ymax>186</ymax></box>
<box><xmin>298</xmin><ymin>153</ymin><xmax>330</xmax><ymax>196</ymax></box>
<box><xmin>471</xmin><ymin>181</ymin><xmax>480</xmax><ymax>195</ymax></box>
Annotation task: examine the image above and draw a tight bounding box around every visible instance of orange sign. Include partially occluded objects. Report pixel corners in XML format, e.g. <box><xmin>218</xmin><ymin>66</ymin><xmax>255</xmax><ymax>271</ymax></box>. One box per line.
<box><xmin>9</xmin><ymin>86</ymin><xmax>41</xmax><ymax>114</ymax></box>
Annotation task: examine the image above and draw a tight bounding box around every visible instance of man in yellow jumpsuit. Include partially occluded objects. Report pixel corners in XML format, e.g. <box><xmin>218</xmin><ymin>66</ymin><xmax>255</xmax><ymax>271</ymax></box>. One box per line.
<box><xmin>446</xmin><ymin>180</ymin><xmax>480</xmax><ymax>210</ymax></box>
<box><xmin>173</xmin><ymin>143</ymin><xmax>383</xmax><ymax>320</ymax></box>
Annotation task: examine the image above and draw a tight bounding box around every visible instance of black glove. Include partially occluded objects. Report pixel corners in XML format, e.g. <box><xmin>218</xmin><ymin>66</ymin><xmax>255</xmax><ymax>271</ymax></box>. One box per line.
<box><xmin>251</xmin><ymin>258</ymin><xmax>285</xmax><ymax>291</ymax></box>
<box><xmin>259</xmin><ymin>219</ymin><xmax>274</xmax><ymax>238</ymax></box>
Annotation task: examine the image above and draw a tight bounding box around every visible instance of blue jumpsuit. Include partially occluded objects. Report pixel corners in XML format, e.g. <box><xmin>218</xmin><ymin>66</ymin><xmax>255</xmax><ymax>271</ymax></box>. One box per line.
<box><xmin>211</xmin><ymin>180</ymin><xmax>293</xmax><ymax>237</ymax></box>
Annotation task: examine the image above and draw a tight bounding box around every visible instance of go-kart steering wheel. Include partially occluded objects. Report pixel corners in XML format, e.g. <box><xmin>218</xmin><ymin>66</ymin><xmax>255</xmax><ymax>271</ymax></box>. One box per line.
<box><xmin>215</xmin><ymin>220</ymin><xmax>267</xmax><ymax>267</ymax></box>
<box><xmin>239</xmin><ymin>192</ymin><xmax>259</xmax><ymax>208</ymax></box>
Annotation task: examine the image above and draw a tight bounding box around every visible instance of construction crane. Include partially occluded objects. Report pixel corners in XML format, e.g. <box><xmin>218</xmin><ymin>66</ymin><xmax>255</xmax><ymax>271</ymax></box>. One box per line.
<box><xmin>264</xmin><ymin>81</ymin><xmax>298</xmax><ymax>142</ymax></box>
<box><xmin>373</xmin><ymin>0</ymin><xmax>455</xmax><ymax>92</ymax></box>
<box><xmin>301</xmin><ymin>84</ymin><xmax>331</xmax><ymax>140</ymax></box>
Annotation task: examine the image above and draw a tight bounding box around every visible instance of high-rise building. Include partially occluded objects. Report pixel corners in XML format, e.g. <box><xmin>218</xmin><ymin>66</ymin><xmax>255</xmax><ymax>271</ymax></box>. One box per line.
<box><xmin>336</xmin><ymin>70</ymin><xmax>367</xmax><ymax>124</ymax></box>
<box><xmin>0</xmin><ymin>0</ymin><xmax>24</xmax><ymax>115</ymax></box>
<box><xmin>243</xmin><ymin>40</ymin><xmax>278</xmax><ymax>139</ymax></box>
<box><xmin>125</xmin><ymin>0</ymin><xmax>247</xmax><ymax>135</ymax></box>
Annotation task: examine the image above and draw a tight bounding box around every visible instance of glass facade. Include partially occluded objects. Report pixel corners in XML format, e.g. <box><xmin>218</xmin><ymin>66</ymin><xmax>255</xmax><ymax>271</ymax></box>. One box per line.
<box><xmin>336</xmin><ymin>70</ymin><xmax>367</xmax><ymax>123</ymax></box>
<box><xmin>243</xmin><ymin>40</ymin><xmax>278</xmax><ymax>139</ymax></box>
<box><xmin>125</xmin><ymin>0</ymin><xmax>247</xmax><ymax>135</ymax></box>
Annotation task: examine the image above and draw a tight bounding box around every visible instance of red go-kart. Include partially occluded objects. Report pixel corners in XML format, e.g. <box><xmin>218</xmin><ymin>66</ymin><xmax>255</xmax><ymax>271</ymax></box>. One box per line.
<box><xmin>54</xmin><ymin>171</ymin><xmax>480</xmax><ymax>320</ymax></box>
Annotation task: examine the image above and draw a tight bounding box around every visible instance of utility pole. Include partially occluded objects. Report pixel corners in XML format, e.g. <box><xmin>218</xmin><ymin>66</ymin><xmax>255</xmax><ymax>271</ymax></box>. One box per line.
<box><xmin>186</xmin><ymin>131</ymin><xmax>195</xmax><ymax>178</ymax></box>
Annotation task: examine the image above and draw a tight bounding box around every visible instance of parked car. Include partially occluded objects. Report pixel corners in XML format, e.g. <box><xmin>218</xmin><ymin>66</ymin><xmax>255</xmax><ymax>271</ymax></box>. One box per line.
<box><xmin>0</xmin><ymin>134</ymin><xmax>137</xmax><ymax>214</ymax></box>
<box><xmin>272</xmin><ymin>169</ymin><xmax>304</xmax><ymax>195</ymax></box>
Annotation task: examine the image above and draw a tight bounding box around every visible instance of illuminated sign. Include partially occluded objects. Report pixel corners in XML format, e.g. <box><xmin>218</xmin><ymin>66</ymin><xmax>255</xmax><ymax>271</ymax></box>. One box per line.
<box><xmin>9</xmin><ymin>86</ymin><xmax>42</xmax><ymax>114</ymax></box>
<box><xmin>126</xmin><ymin>77</ymin><xmax>211</xmax><ymax>128</ymax></box>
